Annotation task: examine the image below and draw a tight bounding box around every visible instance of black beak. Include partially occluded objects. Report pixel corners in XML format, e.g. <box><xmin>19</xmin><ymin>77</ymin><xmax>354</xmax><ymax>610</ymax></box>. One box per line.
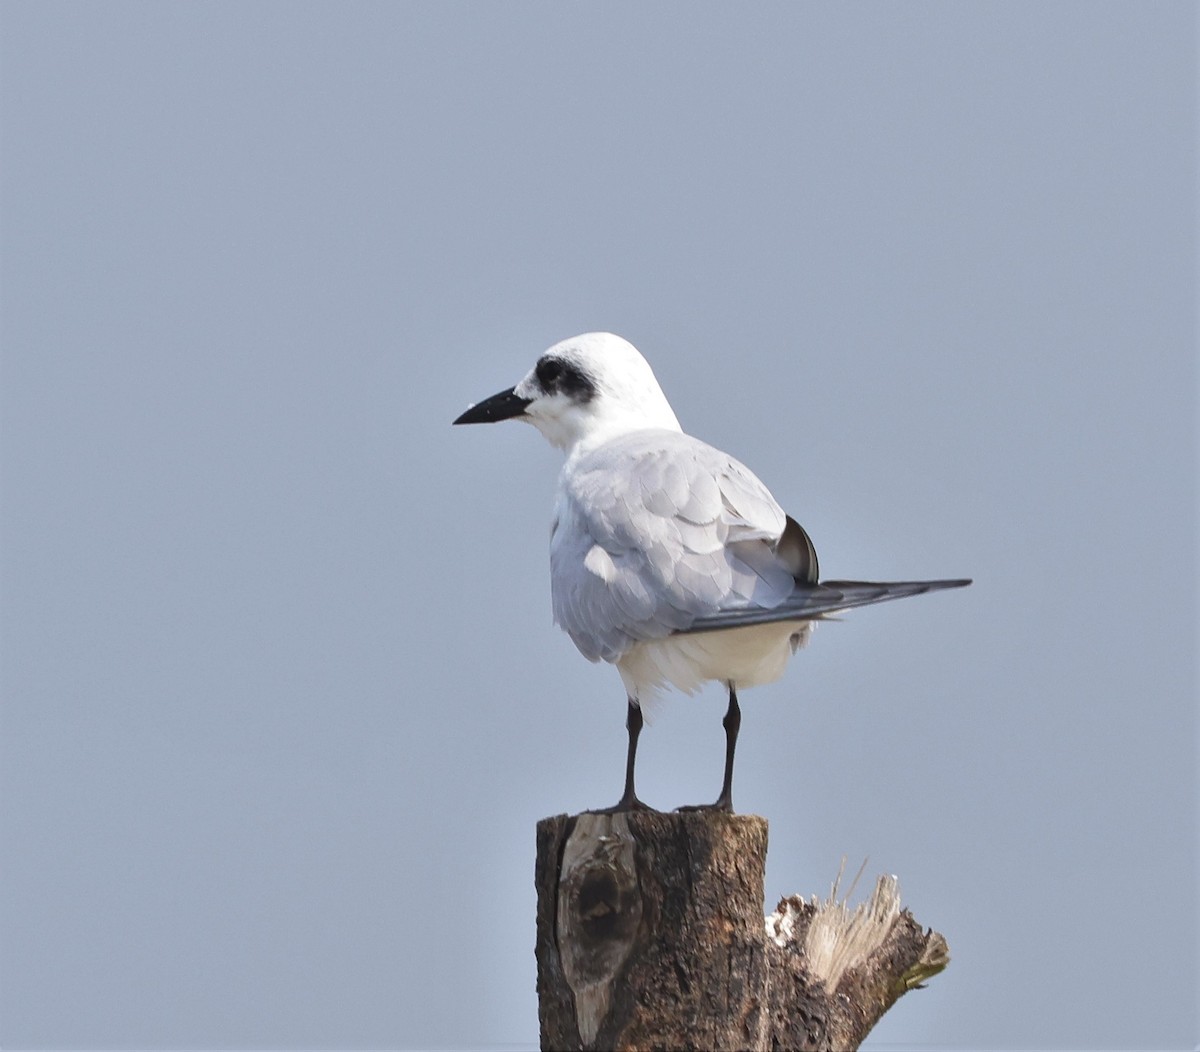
<box><xmin>453</xmin><ymin>387</ymin><xmax>533</xmax><ymax>425</ymax></box>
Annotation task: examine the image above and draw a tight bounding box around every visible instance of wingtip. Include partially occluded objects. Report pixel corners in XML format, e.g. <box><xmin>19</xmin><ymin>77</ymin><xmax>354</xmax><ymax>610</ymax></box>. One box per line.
<box><xmin>920</xmin><ymin>577</ymin><xmax>972</xmax><ymax>593</ymax></box>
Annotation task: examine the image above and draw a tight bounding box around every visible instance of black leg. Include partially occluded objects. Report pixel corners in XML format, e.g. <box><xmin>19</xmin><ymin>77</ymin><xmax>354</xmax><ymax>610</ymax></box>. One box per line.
<box><xmin>677</xmin><ymin>685</ymin><xmax>740</xmax><ymax>813</ymax></box>
<box><xmin>588</xmin><ymin>698</ymin><xmax>657</xmax><ymax>814</ymax></box>
<box><xmin>715</xmin><ymin>686</ymin><xmax>741</xmax><ymax>810</ymax></box>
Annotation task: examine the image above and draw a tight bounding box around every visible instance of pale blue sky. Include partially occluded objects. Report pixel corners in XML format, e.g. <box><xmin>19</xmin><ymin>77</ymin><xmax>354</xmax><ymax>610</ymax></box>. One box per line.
<box><xmin>2</xmin><ymin>3</ymin><xmax>1196</xmax><ymax>1049</ymax></box>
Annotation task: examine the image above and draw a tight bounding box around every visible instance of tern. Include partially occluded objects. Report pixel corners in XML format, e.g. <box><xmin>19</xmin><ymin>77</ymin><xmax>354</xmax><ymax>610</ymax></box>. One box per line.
<box><xmin>454</xmin><ymin>332</ymin><xmax>969</xmax><ymax>813</ymax></box>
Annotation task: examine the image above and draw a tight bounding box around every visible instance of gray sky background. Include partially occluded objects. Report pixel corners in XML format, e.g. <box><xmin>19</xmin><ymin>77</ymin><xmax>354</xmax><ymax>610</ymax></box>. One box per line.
<box><xmin>2</xmin><ymin>3</ymin><xmax>1196</xmax><ymax>1049</ymax></box>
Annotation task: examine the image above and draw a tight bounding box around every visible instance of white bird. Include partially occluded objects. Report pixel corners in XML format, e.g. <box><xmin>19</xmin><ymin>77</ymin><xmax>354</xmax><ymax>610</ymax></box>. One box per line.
<box><xmin>454</xmin><ymin>332</ymin><xmax>969</xmax><ymax>813</ymax></box>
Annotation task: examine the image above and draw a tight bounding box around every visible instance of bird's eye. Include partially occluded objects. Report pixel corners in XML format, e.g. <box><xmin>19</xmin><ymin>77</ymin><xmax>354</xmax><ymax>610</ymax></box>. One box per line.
<box><xmin>536</xmin><ymin>357</ymin><xmax>564</xmax><ymax>390</ymax></box>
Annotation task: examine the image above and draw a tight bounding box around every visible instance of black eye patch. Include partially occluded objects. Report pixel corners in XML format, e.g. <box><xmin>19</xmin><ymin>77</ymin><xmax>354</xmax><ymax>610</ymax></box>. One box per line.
<box><xmin>535</xmin><ymin>357</ymin><xmax>596</xmax><ymax>403</ymax></box>
<box><xmin>535</xmin><ymin>357</ymin><xmax>563</xmax><ymax>388</ymax></box>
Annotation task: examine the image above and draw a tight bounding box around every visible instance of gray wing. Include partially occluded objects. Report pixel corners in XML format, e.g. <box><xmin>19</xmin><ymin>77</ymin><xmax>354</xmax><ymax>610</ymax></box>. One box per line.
<box><xmin>679</xmin><ymin>577</ymin><xmax>973</xmax><ymax>633</ymax></box>
<box><xmin>550</xmin><ymin>430</ymin><xmax>801</xmax><ymax>663</ymax></box>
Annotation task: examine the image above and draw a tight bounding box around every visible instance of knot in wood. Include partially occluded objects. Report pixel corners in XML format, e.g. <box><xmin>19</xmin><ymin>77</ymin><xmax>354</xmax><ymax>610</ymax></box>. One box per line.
<box><xmin>574</xmin><ymin>864</ymin><xmax>638</xmax><ymax>945</ymax></box>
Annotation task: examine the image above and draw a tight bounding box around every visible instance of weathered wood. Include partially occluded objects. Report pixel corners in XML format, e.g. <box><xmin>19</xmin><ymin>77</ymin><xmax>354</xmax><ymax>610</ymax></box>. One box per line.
<box><xmin>535</xmin><ymin>812</ymin><xmax>948</xmax><ymax>1051</ymax></box>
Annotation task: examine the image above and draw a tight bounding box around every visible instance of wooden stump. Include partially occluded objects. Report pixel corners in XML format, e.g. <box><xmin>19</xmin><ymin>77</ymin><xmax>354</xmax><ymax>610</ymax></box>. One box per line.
<box><xmin>535</xmin><ymin>812</ymin><xmax>948</xmax><ymax>1051</ymax></box>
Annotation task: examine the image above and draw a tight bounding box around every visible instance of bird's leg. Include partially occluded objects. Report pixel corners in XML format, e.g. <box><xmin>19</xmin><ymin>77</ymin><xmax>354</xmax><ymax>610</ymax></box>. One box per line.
<box><xmin>677</xmin><ymin>685</ymin><xmax>740</xmax><ymax>813</ymax></box>
<box><xmin>714</xmin><ymin>686</ymin><xmax>741</xmax><ymax>810</ymax></box>
<box><xmin>588</xmin><ymin>698</ymin><xmax>657</xmax><ymax>814</ymax></box>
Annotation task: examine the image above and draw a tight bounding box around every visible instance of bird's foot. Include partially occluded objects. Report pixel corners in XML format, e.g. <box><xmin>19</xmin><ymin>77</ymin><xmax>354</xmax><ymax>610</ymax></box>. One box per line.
<box><xmin>586</xmin><ymin>793</ymin><xmax>658</xmax><ymax>815</ymax></box>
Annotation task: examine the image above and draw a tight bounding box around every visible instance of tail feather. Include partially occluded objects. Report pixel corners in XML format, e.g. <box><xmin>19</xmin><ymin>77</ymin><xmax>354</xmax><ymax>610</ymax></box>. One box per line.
<box><xmin>679</xmin><ymin>577</ymin><xmax>972</xmax><ymax>634</ymax></box>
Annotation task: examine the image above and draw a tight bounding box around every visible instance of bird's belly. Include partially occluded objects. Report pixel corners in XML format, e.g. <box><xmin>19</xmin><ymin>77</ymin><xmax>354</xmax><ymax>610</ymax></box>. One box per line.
<box><xmin>617</xmin><ymin>620</ymin><xmax>815</xmax><ymax>701</ymax></box>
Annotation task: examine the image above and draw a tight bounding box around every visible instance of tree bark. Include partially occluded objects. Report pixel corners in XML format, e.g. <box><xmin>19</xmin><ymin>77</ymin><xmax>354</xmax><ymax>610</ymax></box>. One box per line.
<box><xmin>535</xmin><ymin>812</ymin><xmax>948</xmax><ymax>1051</ymax></box>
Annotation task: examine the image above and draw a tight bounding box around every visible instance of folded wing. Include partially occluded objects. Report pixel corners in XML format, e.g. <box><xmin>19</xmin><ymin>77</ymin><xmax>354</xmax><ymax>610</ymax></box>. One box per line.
<box><xmin>551</xmin><ymin>430</ymin><xmax>797</xmax><ymax>662</ymax></box>
<box><xmin>550</xmin><ymin>428</ymin><xmax>970</xmax><ymax>662</ymax></box>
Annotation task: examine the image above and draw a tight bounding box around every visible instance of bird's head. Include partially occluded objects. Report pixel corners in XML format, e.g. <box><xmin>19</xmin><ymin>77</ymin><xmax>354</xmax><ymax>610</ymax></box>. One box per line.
<box><xmin>453</xmin><ymin>332</ymin><xmax>681</xmax><ymax>452</ymax></box>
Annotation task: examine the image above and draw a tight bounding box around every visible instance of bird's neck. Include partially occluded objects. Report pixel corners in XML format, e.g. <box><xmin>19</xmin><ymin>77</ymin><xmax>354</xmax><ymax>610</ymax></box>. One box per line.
<box><xmin>558</xmin><ymin>403</ymin><xmax>682</xmax><ymax>458</ymax></box>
